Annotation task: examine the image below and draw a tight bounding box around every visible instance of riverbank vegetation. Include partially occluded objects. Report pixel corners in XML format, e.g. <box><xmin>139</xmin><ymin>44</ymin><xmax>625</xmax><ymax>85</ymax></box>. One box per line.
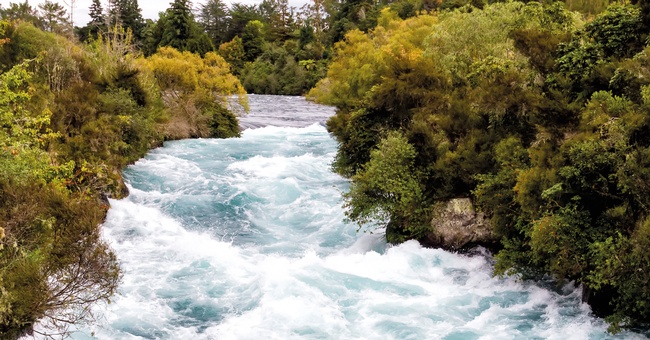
<box><xmin>311</xmin><ymin>0</ymin><xmax>650</xmax><ymax>332</ymax></box>
<box><xmin>0</xmin><ymin>15</ymin><xmax>245</xmax><ymax>337</ymax></box>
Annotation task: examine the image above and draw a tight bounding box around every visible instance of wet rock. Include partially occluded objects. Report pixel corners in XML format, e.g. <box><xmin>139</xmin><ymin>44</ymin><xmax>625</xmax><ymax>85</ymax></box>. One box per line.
<box><xmin>420</xmin><ymin>198</ymin><xmax>497</xmax><ymax>251</ymax></box>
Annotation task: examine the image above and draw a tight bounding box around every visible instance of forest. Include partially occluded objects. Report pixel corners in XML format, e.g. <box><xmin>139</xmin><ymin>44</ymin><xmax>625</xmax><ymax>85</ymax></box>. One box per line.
<box><xmin>0</xmin><ymin>0</ymin><xmax>649</xmax><ymax>337</ymax></box>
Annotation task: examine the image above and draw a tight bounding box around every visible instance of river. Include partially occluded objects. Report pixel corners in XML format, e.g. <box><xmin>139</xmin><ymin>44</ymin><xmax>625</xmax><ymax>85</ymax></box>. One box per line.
<box><xmin>72</xmin><ymin>95</ymin><xmax>647</xmax><ymax>339</ymax></box>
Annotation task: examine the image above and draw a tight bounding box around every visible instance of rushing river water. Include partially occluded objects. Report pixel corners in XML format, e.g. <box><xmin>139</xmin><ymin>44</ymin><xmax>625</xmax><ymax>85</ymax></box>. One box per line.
<box><xmin>72</xmin><ymin>95</ymin><xmax>647</xmax><ymax>339</ymax></box>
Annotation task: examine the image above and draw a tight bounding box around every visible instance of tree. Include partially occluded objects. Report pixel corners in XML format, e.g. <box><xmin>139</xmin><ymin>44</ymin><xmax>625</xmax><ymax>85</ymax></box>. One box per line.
<box><xmin>88</xmin><ymin>0</ymin><xmax>103</xmax><ymax>25</ymax></box>
<box><xmin>38</xmin><ymin>0</ymin><xmax>70</xmax><ymax>34</ymax></box>
<box><xmin>299</xmin><ymin>22</ymin><xmax>315</xmax><ymax>49</ymax></box>
<box><xmin>328</xmin><ymin>0</ymin><xmax>381</xmax><ymax>44</ymax></box>
<box><xmin>0</xmin><ymin>1</ymin><xmax>43</xmax><ymax>28</ymax></box>
<box><xmin>298</xmin><ymin>0</ymin><xmax>329</xmax><ymax>42</ymax></box>
<box><xmin>160</xmin><ymin>0</ymin><xmax>193</xmax><ymax>49</ymax></box>
<box><xmin>153</xmin><ymin>0</ymin><xmax>215</xmax><ymax>55</ymax></box>
<box><xmin>78</xmin><ymin>0</ymin><xmax>106</xmax><ymax>41</ymax></box>
<box><xmin>226</xmin><ymin>3</ymin><xmax>262</xmax><ymax>41</ymax></box>
<box><xmin>218</xmin><ymin>36</ymin><xmax>245</xmax><ymax>73</ymax></box>
<box><xmin>584</xmin><ymin>5</ymin><xmax>645</xmax><ymax>59</ymax></box>
<box><xmin>198</xmin><ymin>0</ymin><xmax>229</xmax><ymax>46</ymax></box>
<box><xmin>86</xmin><ymin>0</ymin><xmax>105</xmax><ymax>37</ymax></box>
<box><xmin>122</xmin><ymin>0</ymin><xmax>144</xmax><ymax>38</ymax></box>
<box><xmin>631</xmin><ymin>0</ymin><xmax>650</xmax><ymax>27</ymax></box>
<box><xmin>260</xmin><ymin>0</ymin><xmax>295</xmax><ymax>42</ymax></box>
<box><xmin>241</xmin><ymin>19</ymin><xmax>265</xmax><ymax>61</ymax></box>
<box><xmin>0</xmin><ymin>61</ymin><xmax>55</xmax><ymax>151</ymax></box>
<box><xmin>111</xmin><ymin>0</ymin><xmax>144</xmax><ymax>40</ymax></box>
<box><xmin>140</xmin><ymin>18</ymin><xmax>159</xmax><ymax>55</ymax></box>
<box><xmin>344</xmin><ymin>131</ymin><xmax>427</xmax><ymax>241</ymax></box>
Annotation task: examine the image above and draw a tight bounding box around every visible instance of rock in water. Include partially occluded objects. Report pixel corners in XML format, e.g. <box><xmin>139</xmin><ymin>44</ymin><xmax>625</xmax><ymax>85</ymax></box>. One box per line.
<box><xmin>421</xmin><ymin>198</ymin><xmax>496</xmax><ymax>250</ymax></box>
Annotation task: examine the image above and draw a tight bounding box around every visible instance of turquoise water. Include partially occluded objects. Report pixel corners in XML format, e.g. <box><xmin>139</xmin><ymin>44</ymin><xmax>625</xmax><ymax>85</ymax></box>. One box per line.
<box><xmin>72</xmin><ymin>96</ymin><xmax>647</xmax><ymax>339</ymax></box>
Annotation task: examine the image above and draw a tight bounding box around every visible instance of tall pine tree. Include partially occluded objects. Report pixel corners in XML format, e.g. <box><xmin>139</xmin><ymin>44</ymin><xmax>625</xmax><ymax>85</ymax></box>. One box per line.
<box><xmin>160</xmin><ymin>0</ymin><xmax>193</xmax><ymax>49</ymax></box>
<box><xmin>225</xmin><ymin>4</ymin><xmax>262</xmax><ymax>42</ymax></box>
<box><xmin>260</xmin><ymin>0</ymin><xmax>295</xmax><ymax>42</ymax></box>
<box><xmin>148</xmin><ymin>0</ymin><xmax>214</xmax><ymax>55</ymax></box>
<box><xmin>86</xmin><ymin>0</ymin><xmax>105</xmax><ymax>36</ymax></box>
<box><xmin>108</xmin><ymin>0</ymin><xmax>144</xmax><ymax>40</ymax></box>
<box><xmin>198</xmin><ymin>0</ymin><xmax>229</xmax><ymax>46</ymax></box>
<box><xmin>38</xmin><ymin>0</ymin><xmax>70</xmax><ymax>34</ymax></box>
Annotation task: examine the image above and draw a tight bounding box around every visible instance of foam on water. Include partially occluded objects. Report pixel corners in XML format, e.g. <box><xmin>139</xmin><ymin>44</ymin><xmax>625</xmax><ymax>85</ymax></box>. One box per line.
<box><xmin>71</xmin><ymin>96</ymin><xmax>647</xmax><ymax>340</ymax></box>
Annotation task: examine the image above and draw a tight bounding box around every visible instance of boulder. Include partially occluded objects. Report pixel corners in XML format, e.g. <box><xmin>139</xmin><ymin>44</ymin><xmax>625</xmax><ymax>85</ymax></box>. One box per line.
<box><xmin>420</xmin><ymin>198</ymin><xmax>497</xmax><ymax>250</ymax></box>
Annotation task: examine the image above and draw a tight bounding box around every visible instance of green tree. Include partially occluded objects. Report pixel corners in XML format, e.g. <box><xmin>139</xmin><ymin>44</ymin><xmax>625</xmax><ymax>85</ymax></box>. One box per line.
<box><xmin>584</xmin><ymin>5</ymin><xmax>645</xmax><ymax>59</ymax></box>
<box><xmin>164</xmin><ymin>0</ymin><xmax>193</xmax><ymax>46</ymax></box>
<box><xmin>0</xmin><ymin>1</ymin><xmax>42</xmax><ymax>28</ymax></box>
<box><xmin>345</xmin><ymin>131</ymin><xmax>428</xmax><ymax>241</ymax></box>
<box><xmin>225</xmin><ymin>3</ymin><xmax>262</xmax><ymax>41</ymax></box>
<box><xmin>241</xmin><ymin>19</ymin><xmax>265</xmax><ymax>61</ymax></box>
<box><xmin>153</xmin><ymin>0</ymin><xmax>214</xmax><ymax>55</ymax></box>
<box><xmin>0</xmin><ymin>61</ymin><xmax>56</xmax><ymax>152</ymax></box>
<box><xmin>555</xmin><ymin>4</ymin><xmax>648</xmax><ymax>101</ymax></box>
<box><xmin>111</xmin><ymin>0</ymin><xmax>144</xmax><ymax>40</ymax></box>
<box><xmin>298</xmin><ymin>22</ymin><xmax>315</xmax><ymax>49</ymax></box>
<box><xmin>198</xmin><ymin>0</ymin><xmax>229</xmax><ymax>45</ymax></box>
<box><xmin>140</xmin><ymin>18</ymin><xmax>158</xmax><ymax>55</ymax></box>
<box><xmin>38</xmin><ymin>0</ymin><xmax>69</xmax><ymax>34</ymax></box>
<box><xmin>328</xmin><ymin>0</ymin><xmax>381</xmax><ymax>44</ymax></box>
<box><xmin>89</xmin><ymin>0</ymin><xmax>104</xmax><ymax>24</ymax></box>
<box><xmin>78</xmin><ymin>0</ymin><xmax>106</xmax><ymax>41</ymax></box>
<box><xmin>218</xmin><ymin>36</ymin><xmax>245</xmax><ymax>73</ymax></box>
<box><xmin>260</xmin><ymin>0</ymin><xmax>295</xmax><ymax>42</ymax></box>
<box><xmin>88</xmin><ymin>0</ymin><xmax>105</xmax><ymax>32</ymax></box>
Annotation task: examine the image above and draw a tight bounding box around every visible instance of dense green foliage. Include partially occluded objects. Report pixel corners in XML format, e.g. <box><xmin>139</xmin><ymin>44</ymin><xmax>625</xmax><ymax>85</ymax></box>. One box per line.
<box><xmin>312</xmin><ymin>1</ymin><xmax>650</xmax><ymax>330</ymax></box>
<box><xmin>0</xmin><ymin>19</ymin><xmax>245</xmax><ymax>337</ymax></box>
<box><xmin>210</xmin><ymin>0</ymin><xmax>331</xmax><ymax>95</ymax></box>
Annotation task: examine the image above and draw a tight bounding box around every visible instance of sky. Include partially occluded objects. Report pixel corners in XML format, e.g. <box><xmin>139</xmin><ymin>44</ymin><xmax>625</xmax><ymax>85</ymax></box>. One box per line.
<box><xmin>0</xmin><ymin>0</ymin><xmax>308</xmax><ymax>27</ymax></box>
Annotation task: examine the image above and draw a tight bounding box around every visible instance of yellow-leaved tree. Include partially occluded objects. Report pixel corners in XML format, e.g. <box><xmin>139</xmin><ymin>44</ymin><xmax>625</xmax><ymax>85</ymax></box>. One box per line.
<box><xmin>140</xmin><ymin>47</ymin><xmax>248</xmax><ymax>139</ymax></box>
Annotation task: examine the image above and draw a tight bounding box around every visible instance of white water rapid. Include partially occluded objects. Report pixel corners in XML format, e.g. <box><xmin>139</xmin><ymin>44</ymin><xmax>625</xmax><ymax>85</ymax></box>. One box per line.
<box><xmin>70</xmin><ymin>95</ymin><xmax>647</xmax><ymax>340</ymax></box>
